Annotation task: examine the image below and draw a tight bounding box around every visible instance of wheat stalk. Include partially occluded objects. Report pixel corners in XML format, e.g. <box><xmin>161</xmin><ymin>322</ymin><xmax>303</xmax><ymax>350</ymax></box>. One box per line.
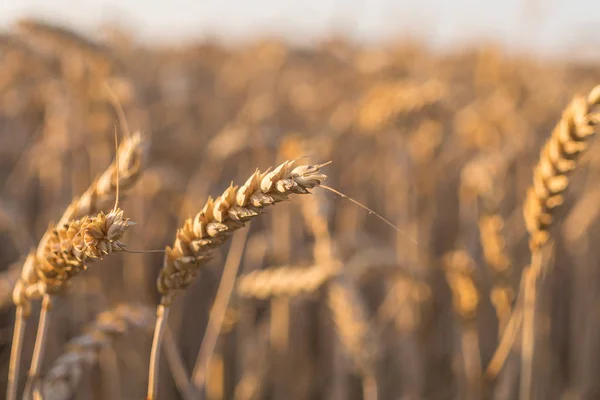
<box><xmin>146</xmin><ymin>160</ymin><xmax>328</xmax><ymax>399</ymax></box>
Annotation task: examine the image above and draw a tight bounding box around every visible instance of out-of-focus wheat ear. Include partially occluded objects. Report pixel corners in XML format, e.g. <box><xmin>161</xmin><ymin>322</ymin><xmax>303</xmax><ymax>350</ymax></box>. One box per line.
<box><xmin>327</xmin><ymin>276</ymin><xmax>378</xmax><ymax>400</ymax></box>
<box><xmin>519</xmin><ymin>86</ymin><xmax>600</xmax><ymax>400</ymax></box>
<box><xmin>237</xmin><ymin>264</ymin><xmax>338</xmax><ymax>299</ymax></box>
<box><xmin>34</xmin><ymin>304</ymin><xmax>154</xmax><ymax>400</ymax></box>
<box><xmin>523</xmin><ymin>85</ymin><xmax>600</xmax><ymax>251</ymax></box>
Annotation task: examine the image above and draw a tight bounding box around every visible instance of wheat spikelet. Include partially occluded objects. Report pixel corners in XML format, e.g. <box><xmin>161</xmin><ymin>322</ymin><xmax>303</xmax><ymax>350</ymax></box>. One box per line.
<box><xmin>157</xmin><ymin>160</ymin><xmax>328</xmax><ymax>306</ymax></box>
<box><xmin>237</xmin><ymin>264</ymin><xmax>338</xmax><ymax>299</ymax></box>
<box><xmin>524</xmin><ymin>85</ymin><xmax>600</xmax><ymax>250</ymax></box>
<box><xmin>327</xmin><ymin>276</ymin><xmax>377</xmax><ymax>381</ymax></box>
<box><xmin>36</xmin><ymin>304</ymin><xmax>154</xmax><ymax>400</ymax></box>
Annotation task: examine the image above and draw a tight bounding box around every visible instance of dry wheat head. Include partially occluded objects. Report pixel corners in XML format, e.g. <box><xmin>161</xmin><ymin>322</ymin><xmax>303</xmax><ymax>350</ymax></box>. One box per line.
<box><xmin>35</xmin><ymin>208</ymin><xmax>133</xmax><ymax>295</ymax></box>
<box><xmin>157</xmin><ymin>160</ymin><xmax>328</xmax><ymax>306</ymax></box>
<box><xmin>524</xmin><ymin>85</ymin><xmax>600</xmax><ymax>249</ymax></box>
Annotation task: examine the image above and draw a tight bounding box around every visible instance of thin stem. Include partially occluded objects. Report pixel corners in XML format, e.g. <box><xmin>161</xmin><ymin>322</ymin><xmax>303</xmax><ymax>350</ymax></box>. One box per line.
<box><xmin>7</xmin><ymin>306</ymin><xmax>27</xmax><ymax>400</ymax></box>
<box><xmin>485</xmin><ymin>270</ymin><xmax>528</xmax><ymax>378</ymax></box>
<box><xmin>362</xmin><ymin>374</ymin><xmax>378</xmax><ymax>400</ymax></box>
<box><xmin>191</xmin><ymin>227</ymin><xmax>250</xmax><ymax>395</ymax></box>
<box><xmin>147</xmin><ymin>304</ymin><xmax>170</xmax><ymax>400</ymax></box>
<box><xmin>461</xmin><ymin>325</ymin><xmax>482</xmax><ymax>400</ymax></box>
<box><xmin>163</xmin><ymin>326</ymin><xmax>196</xmax><ymax>400</ymax></box>
<box><xmin>519</xmin><ymin>251</ymin><xmax>542</xmax><ymax>400</ymax></box>
<box><xmin>26</xmin><ymin>294</ymin><xmax>53</xmax><ymax>398</ymax></box>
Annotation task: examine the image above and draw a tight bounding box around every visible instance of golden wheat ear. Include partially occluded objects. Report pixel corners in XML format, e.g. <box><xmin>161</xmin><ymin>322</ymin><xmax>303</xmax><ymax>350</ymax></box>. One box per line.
<box><xmin>524</xmin><ymin>85</ymin><xmax>600</xmax><ymax>251</ymax></box>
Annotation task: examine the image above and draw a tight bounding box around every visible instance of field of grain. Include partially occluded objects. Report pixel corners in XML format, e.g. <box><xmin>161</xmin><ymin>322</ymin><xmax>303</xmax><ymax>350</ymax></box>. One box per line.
<box><xmin>1</xmin><ymin>19</ymin><xmax>600</xmax><ymax>400</ymax></box>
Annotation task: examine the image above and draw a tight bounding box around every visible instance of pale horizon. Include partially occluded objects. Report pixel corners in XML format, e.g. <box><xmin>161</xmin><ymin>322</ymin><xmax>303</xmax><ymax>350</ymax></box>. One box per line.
<box><xmin>0</xmin><ymin>0</ymin><xmax>599</xmax><ymax>58</ymax></box>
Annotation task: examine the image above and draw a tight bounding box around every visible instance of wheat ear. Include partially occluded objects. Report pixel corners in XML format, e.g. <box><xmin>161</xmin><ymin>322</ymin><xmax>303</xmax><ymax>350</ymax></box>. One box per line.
<box><xmin>327</xmin><ymin>276</ymin><xmax>378</xmax><ymax>400</ymax></box>
<box><xmin>146</xmin><ymin>160</ymin><xmax>328</xmax><ymax>399</ymax></box>
<box><xmin>25</xmin><ymin>208</ymin><xmax>134</xmax><ymax>398</ymax></box>
<box><xmin>522</xmin><ymin>87</ymin><xmax>600</xmax><ymax>399</ymax></box>
<box><xmin>523</xmin><ymin>86</ymin><xmax>600</xmax><ymax>250</ymax></box>
<box><xmin>486</xmin><ymin>85</ymin><xmax>600</xmax><ymax>385</ymax></box>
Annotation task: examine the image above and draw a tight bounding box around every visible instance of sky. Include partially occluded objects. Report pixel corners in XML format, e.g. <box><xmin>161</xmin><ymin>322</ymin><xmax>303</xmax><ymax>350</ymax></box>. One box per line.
<box><xmin>0</xmin><ymin>0</ymin><xmax>598</xmax><ymax>57</ymax></box>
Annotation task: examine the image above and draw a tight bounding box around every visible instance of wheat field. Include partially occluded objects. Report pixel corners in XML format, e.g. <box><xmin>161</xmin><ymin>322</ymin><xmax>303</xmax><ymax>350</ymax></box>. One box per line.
<box><xmin>1</xmin><ymin>19</ymin><xmax>600</xmax><ymax>400</ymax></box>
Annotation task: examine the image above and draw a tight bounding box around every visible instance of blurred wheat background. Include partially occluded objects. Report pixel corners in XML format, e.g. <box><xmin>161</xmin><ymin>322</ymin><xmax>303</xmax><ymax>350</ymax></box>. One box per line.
<box><xmin>1</xmin><ymin>2</ymin><xmax>600</xmax><ymax>399</ymax></box>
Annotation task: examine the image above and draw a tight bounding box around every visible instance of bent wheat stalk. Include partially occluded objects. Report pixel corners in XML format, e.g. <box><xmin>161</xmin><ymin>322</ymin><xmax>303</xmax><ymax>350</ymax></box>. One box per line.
<box><xmin>147</xmin><ymin>160</ymin><xmax>328</xmax><ymax>399</ymax></box>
